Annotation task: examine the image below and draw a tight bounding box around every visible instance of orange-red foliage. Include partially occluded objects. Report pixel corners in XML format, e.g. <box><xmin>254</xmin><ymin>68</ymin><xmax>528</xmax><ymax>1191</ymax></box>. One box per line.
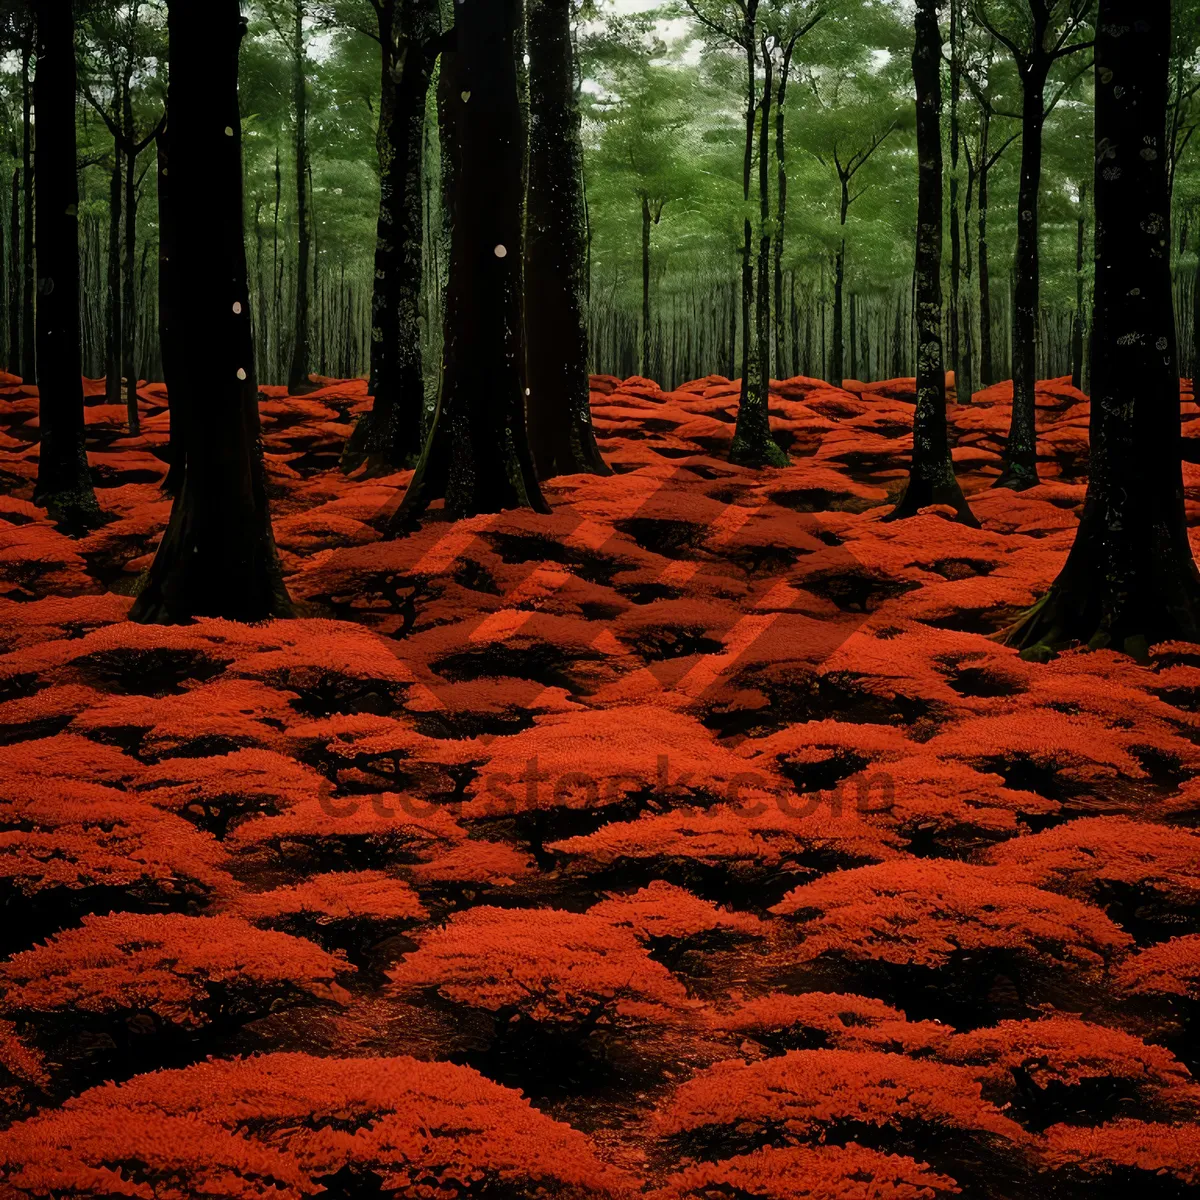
<box><xmin>1041</xmin><ymin>1119</ymin><xmax>1200</xmax><ymax>1188</ymax></box>
<box><xmin>0</xmin><ymin>913</ymin><xmax>350</xmax><ymax>1029</ymax></box>
<box><xmin>1115</xmin><ymin>933</ymin><xmax>1200</xmax><ymax>1000</ymax></box>
<box><xmin>655</xmin><ymin>1143</ymin><xmax>960</xmax><ymax>1200</ymax></box>
<box><xmin>389</xmin><ymin>906</ymin><xmax>690</xmax><ymax>1028</ymax></box>
<box><xmin>588</xmin><ymin>881</ymin><xmax>765</xmax><ymax>945</ymax></box>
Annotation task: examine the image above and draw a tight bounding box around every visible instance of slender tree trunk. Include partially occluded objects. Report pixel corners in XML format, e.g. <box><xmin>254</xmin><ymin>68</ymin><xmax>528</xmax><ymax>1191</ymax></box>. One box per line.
<box><xmin>948</xmin><ymin>0</ymin><xmax>962</xmax><ymax>393</ymax></box>
<box><xmin>286</xmin><ymin>0</ymin><xmax>311</xmax><ymax>394</ymax></box>
<box><xmin>105</xmin><ymin>152</ymin><xmax>122</xmax><ymax>405</ymax></box>
<box><xmin>157</xmin><ymin>116</ymin><xmax>185</xmax><ymax>495</ymax></box>
<box><xmin>1194</xmin><ymin>234</ymin><xmax>1200</xmax><ymax>385</ymax></box>
<box><xmin>1006</xmin><ymin>0</ymin><xmax>1199</xmax><ymax>657</ymax></box>
<box><xmin>978</xmin><ymin>108</ymin><xmax>994</xmax><ymax>386</ymax></box>
<box><xmin>773</xmin><ymin>39</ymin><xmax>795</xmax><ymax>375</ymax></box>
<box><xmin>8</xmin><ymin>169</ymin><xmax>19</xmax><ymax>373</ymax></box>
<box><xmin>122</xmin><ymin>89</ymin><xmax>139</xmax><ymax>434</ymax></box>
<box><xmin>31</xmin><ymin>0</ymin><xmax>101</xmax><ymax>529</ymax></box>
<box><xmin>525</xmin><ymin>0</ymin><xmax>607</xmax><ymax>478</ymax></box>
<box><xmin>997</xmin><ymin>67</ymin><xmax>1049</xmax><ymax>489</ymax></box>
<box><xmin>1071</xmin><ymin>184</ymin><xmax>1087</xmax><ymax>390</ymax></box>
<box><xmin>888</xmin><ymin>0</ymin><xmax>976</xmax><ymax>526</ymax></box>
<box><xmin>363</xmin><ymin>1</ymin><xmax>395</xmax><ymax>408</ymax></box>
<box><xmin>389</xmin><ymin>0</ymin><xmax>547</xmax><ymax>526</ymax></box>
<box><xmin>832</xmin><ymin>182</ymin><xmax>848</xmax><ymax>383</ymax></box>
<box><xmin>21</xmin><ymin>43</ymin><xmax>35</xmax><ymax>386</ymax></box>
<box><xmin>641</xmin><ymin>194</ymin><xmax>652</xmax><ymax>375</ymax></box>
<box><xmin>731</xmin><ymin>26</ymin><xmax>786</xmax><ymax>468</ymax></box>
<box><xmin>132</xmin><ymin>0</ymin><xmax>290</xmax><ymax>623</ymax></box>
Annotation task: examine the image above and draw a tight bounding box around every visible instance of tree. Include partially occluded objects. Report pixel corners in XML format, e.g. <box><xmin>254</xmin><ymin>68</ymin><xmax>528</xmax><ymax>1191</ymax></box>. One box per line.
<box><xmin>1004</xmin><ymin>0</ymin><xmax>1200</xmax><ymax>658</ymax></box>
<box><xmin>130</xmin><ymin>0</ymin><xmax>292</xmax><ymax>623</ymax></box>
<box><xmin>524</xmin><ymin>0</ymin><xmax>610</xmax><ymax>480</ymax></box>
<box><xmin>972</xmin><ymin>0</ymin><xmax>1094</xmax><ymax>490</ymax></box>
<box><xmin>888</xmin><ymin>0</ymin><xmax>978</xmax><ymax>524</ymax></box>
<box><xmin>338</xmin><ymin>0</ymin><xmax>447</xmax><ymax>476</ymax></box>
<box><xmin>682</xmin><ymin>0</ymin><xmax>792</xmax><ymax>467</ymax></box>
<box><xmin>30</xmin><ymin>0</ymin><xmax>103</xmax><ymax>531</ymax></box>
<box><xmin>386</xmin><ymin>0</ymin><xmax>547</xmax><ymax>525</ymax></box>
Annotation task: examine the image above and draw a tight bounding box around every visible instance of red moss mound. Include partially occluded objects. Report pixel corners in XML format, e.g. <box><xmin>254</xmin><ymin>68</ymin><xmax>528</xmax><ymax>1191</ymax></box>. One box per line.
<box><xmin>0</xmin><ymin>1053</ymin><xmax>630</xmax><ymax>1199</ymax></box>
<box><xmin>772</xmin><ymin>860</ymin><xmax>1132</xmax><ymax>973</ymax></box>
<box><xmin>654</xmin><ymin>1048</ymin><xmax>1026</xmax><ymax>1150</ymax></box>
<box><xmin>1041</xmin><ymin>1119</ymin><xmax>1200</xmax><ymax>1191</ymax></box>
<box><xmin>708</xmin><ymin>992</ymin><xmax>950</xmax><ymax>1057</ymax></box>
<box><xmin>588</xmin><ymin>881</ymin><xmax>765</xmax><ymax>946</ymax></box>
<box><xmin>0</xmin><ymin>912</ymin><xmax>350</xmax><ymax>1030</ymax></box>
<box><xmin>655</xmin><ymin>1143</ymin><xmax>960</xmax><ymax>1200</ymax></box>
<box><xmin>389</xmin><ymin>905</ymin><xmax>690</xmax><ymax>1029</ymax></box>
<box><xmin>1116</xmin><ymin>934</ymin><xmax>1200</xmax><ymax>1000</ymax></box>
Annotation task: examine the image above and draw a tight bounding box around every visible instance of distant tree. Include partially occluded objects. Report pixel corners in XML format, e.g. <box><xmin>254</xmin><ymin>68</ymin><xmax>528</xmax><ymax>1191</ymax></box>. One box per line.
<box><xmin>524</xmin><ymin>0</ymin><xmax>610</xmax><ymax>480</ymax></box>
<box><xmin>971</xmin><ymin>0</ymin><xmax>1094</xmax><ymax>490</ymax></box>
<box><xmin>1004</xmin><ymin>0</ymin><xmax>1200</xmax><ymax>658</ymax></box>
<box><xmin>30</xmin><ymin>0</ymin><xmax>103</xmax><ymax>531</ymax></box>
<box><xmin>130</xmin><ymin>0</ymin><xmax>291</xmax><ymax>622</ymax></box>
<box><xmin>387</xmin><ymin>0</ymin><xmax>547</xmax><ymax>524</ymax></box>
<box><xmin>888</xmin><ymin>0</ymin><xmax>977</xmax><ymax>524</ymax></box>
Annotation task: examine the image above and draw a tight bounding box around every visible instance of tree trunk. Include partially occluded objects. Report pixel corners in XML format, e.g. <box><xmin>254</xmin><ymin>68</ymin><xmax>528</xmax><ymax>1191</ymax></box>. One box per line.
<box><xmin>157</xmin><ymin>116</ymin><xmax>185</xmax><ymax>495</ymax></box>
<box><xmin>948</xmin><ymin>0</ymin><xmax>962</xmax><ymax>394</ymax></box>
<box><xmin>122</xmin><ymin>91</ymin><xmax>139</xmax><ymax>435</ymax></box>
<box><xmin>387</xmin><ymin>0</ymin><xmax>547</xmax><ymax>526</ymax></box>
<box><xmin>286</xmin><ymin>0</ymin><xmax>310</xmax><ymax>394</ymax></box>
<box><xmin>342</xmin><ymin>0</ymin><xmax>440</xmax><ymax>474</ymax></box>
<box><xmin>887</xmin><ymin>0</ymin><xmax>976</xmax><ymax>526</ymax></box>
<box><xmin>1005</xmin><ymin>0</ymin><xmax>1199</xmax><ymax>658</ymax></box>
<box><xmin>997</xmin><ymin>68</ymin><xmax>1048</xmax><ymax>489</ymax></box>
<box><xmin>773</xmin><ymin>39</ymin><xmax>795</xmax><ymax>376</ymax></box>
<box><xmin>1071</xmin><ymin>186</ymin><xmax>1087</xmax><ymax>390</ymax></box>
<box><xmin>731</xmin><ymin>30</ymin><xmax>786</xmax><ymax>468</ymax></box>
<box><xmin>8</xmin><ymin>168</ymin><xmax>19</xmax><ymax>373</ymax></box>
<box><xmin>641</xmin><ymin>194</ymin><xmax>651</xmax><ymax>375</ymax></box>
<box><xmin>525</xmin><ymin>0</ymin><xmax>608</xmax><ymax>478</ymax></box>
<box><xmin>21</xmin><ymin>43</ymin><xmax>35</xmax><ymax>386</ymax></box>
<box><xmin>105</xmin><ymin>151</ymin><xmax>122</xmax><ymax>406</ymax></box>
<box><xmin>978</xmin><ymin>107</ymin><xmax>993</xmax><ymax>386</ymax></box>
<box><xmin>831</xmin><ymin>180</ymin><xmax>848</xmax><ymax>384</ymax></box>
<box><xmin>131</xmin><ymin>0</ymin><xmax>291</xmax><ymax>623</ymax></box>
<box><xmin>31</xmin><ymin>0</ymin><xmax>101</xmax><ymax>529</ymax></box>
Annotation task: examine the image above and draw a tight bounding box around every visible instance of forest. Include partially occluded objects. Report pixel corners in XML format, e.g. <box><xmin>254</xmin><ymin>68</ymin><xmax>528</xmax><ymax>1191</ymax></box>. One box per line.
<box><xmin>0</xmin><ymin>0</ymin><xmax>1198</xmax><ymax>1197</ymax></box>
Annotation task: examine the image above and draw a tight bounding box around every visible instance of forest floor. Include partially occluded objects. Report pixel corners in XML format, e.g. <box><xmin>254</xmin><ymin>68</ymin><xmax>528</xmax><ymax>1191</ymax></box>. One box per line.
<box><xmin>0</xmin><ymin>370</ymin><xmax>1198</xmax><ymax>1197</ymax></box>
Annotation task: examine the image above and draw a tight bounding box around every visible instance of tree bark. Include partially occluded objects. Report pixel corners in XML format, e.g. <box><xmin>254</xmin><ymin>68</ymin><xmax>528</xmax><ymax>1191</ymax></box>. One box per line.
<box><xmin>887</xmin><ymin>0</ymin><xmax>976</xmax><ymax>526</ymax></box>
<box><xmin>131</xmin><ymin>0</ymin><xmax>291</xmax><ymax>623</ymax></box>
<box><xmin>286</xmin><ymin>0</ymin><xmax>311</xmax><ymax>394</ymax></box>
<box><xmin>948</xmin><ymin>0</ymin><xmax>962</xmax><ymax>394</ymax></box>
<box><xmin>977</xmin><ymin>105</ymin><xmax>994</xmax><ymax>386</ymax></box>
<box><xmin>105</xmin><ymin>151</ymin><xmax>122</xmax><ymax>406</ymax></box>
<box><xmin>122</xmin><ymin>77</ymin><xmax>139</xmax><ymax>434</ymax></box>
<box><xmin>641</xmin><ymin>193</ymin><xmax>652</xmax><ymax>375</ymax></box>
<box><xmin>387</xmin><ymin>0</ymin><xmax>547</xmax><ymax>526</ymax></box>
<box><xmin>1071</xmin><ymin>184</ymin><xmax>1087</xmax><ymax>390</ymax></box>
<box><xmin>342</xmin><ymin>0</ymin><xmax>441</xmax><ymax>474</ymax></box>
<box><xmin>157</xmin><ymin>116</ymin><xmax>185</xmax><ymax>495</ymax></box>
<box><xmin>996</xmin><ymin>66</ymin><xmax>1049</xmax><ymax>489</ymax></box>
<box><xmin>1005</xmin><ymin>0</ymin><xmax>1200</xmax><ymax>658</ymax></box>
<box><xmin>31</xmin><ymin>0</ymin><xmax>101</xmax><ymax>529</ymax></box>
<box><xmin>831</xmin><ymin>180</ymin><xmax>848</xmax><ymax>384</ymax></box>
<box><xmin>524</xmin><ymin>0</ymin><xmax>607</xmax><ymax>479</ymax></box>
<box><xmin>8</xmin><ymin>168</ymin><xmax>19</xmax><ymax>374</ymax></box>
<box><xmin>21</xmin><ymin>41</ymin><xmax>35</xmax><ymax>386</ymax></box>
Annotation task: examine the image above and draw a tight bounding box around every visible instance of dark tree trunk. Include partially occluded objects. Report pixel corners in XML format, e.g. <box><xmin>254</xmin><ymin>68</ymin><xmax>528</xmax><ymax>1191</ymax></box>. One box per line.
<box><xmin>31</xmin><ymin>0</ymin><xmax>101</xmax><ymax>529</ymax></box>
<box><xmin>524</xmin><ymin>0</ymin><xmax>608</xmax><ymax>478</ymax></box>
<box><xmin>105</xmin><ymin>152</ymin><xmax>122</xmax><ymax>405</ymax></box>
<box><xmin>641</xmin><ymin>194</ymin><xmax>652</xmax><ymax>375</ymax></box>
<box><xmin>996</xmin><ymin>67</ymin><xmax>1049</xmax><ymax>489</ymax></box>
<box><xmin>342</xmin><ymin>0</ymin><xmax>440</xmax><ymax>474</ymax></box>
<box><xmin>977</xmin><ymin>104</ymin><xmax>994</xmax><ymax>387</ymax></box>
<box><xmin>888</xmin><ymin>0</ymin><xmax>976</xmax><ymax>526</ymax></box>
<box><xmin>1005</xmin><ymin>0</ymin><xmax>1199</xmax><ymax>659</ymax></box>
<box><xmin>948</xmin><ymin>0</ymin><xmax>962</xmax><ymax>393</ymax></box>
<box><xmin>286</xmin><ymin>0</ymin><xmax>311</xmax><ymax>395</ymax></box>
<box><xmin>157</xmin><ymin>116</ymin><xmax>184</xmax><ymax>495</ymax></box>
<box><xmin>832</xmin><ymin>181</ymin><xmax>848</xmax><ymax>384</ymax></box>
<box><xmin>21</xmin><ymin>43</ymin><xmax>35</xmax><ymax>386</ymax></box>
<box><xmin>731</xmin><ymin>24</ymin><xmax>786</xmax><ymax>468</ymax></box>
<box><xmin>387</xmin><ymin>0</ymin><xmax>547</xmax><ymax>526</ymax></box>
<box><xmin>131</xmin><ymin>0</ymin><xmax>290</xmax><ymax>623</ymax></box>
<box><xmin>1071</xmin><ymin>185</ymin><xmax>1087</xmax><ymax>390</ymax></box>
<box><xmin>1194</xmin><ymin>234</ymin><xmax>1200</xmax><ymax>384</ymax></box>
<box><xmin>773</xmin><ymin>36</ymin><xmax>797</xmax><ymax>376</ymax></box>
<box><xmin>122</xmin><ymin>94</ymin><xmax>139</xmax><ymax>434</ymax></box>
<box><xmin>8</xmin><ymin>168</ymin><xmax>19</xmax><ymax>373</ymax></box>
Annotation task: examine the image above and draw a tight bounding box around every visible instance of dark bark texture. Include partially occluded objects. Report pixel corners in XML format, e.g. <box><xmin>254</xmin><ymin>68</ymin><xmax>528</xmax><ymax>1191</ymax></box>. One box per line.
<box><xmin>888</xmin><ymin>0</ymin><xmax>976</xmax><ymax>525</ymax></box>
<box><xmin>31</xmin><ymin>0</ymin><xmax>101</xmax><ymax>530</ymax></box>
<box><xmin>388</xmin><ymin>0</ymin><xmax>547</xmax><ymax>527</ymax></box>
<box><xmin>131</xmin><ymin>0</ymin><xmax>291</xmax><ymax>624</ymax></box>
<box><xmin>286</xmin><ymin>1</ymin><xmax>311</xmax><ymax>395</ymax></box>
<box><xmin>524</xmin><ymin>0</ymin><xmax>609</xmax><ymax>479</ymax></box>
<box><xmin>1005</xmin><ymin>0</ymin><xmax>1200</xmax><ymax>658</ymax></box>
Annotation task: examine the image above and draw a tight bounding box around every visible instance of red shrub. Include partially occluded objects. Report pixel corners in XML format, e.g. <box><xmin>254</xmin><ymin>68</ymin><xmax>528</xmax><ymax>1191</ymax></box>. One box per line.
<box><xmin>408</xmin><ymin>838</ymin><xmax>536</xmax><ymax>891</ymax></box>
<box><xmin>1116</xmin><ymin>934</ymin><xmax>1200</xmax><ymax>1001</ymax></box>
<box><xmin>0</xmin><ymin>733</ymin><xmax>139</xmax><ymax>787</ymax></box>
<box><xmin>654</xmin><ymin>1048</ymin><xmax>1025</xmax><ymax>1151</ymax></box>
<box><xmin>389</xmin><ymin>906</ymin><xmax>690</xmax><ymax>1030</ymax></box>
<box><xmin>986</xmin><ymin>817</ymin><xmax>1200</xmax><ymax>919</ymax></box>
<box><xmin>772</xmin><ymin>861</ymin><xmax>1131</xmax><ymax>974</ymax></box>
<box><xmin>943</xmin><ymin>1017</ymin><xmax>1198</xmax><ymax>1121</ymax></box>
<box><xmin>0</xmin><ymin>913</ymin><xmax>350</xmax><ymax>1031</ymax></box>
<box><xmin>655</xmin><ymin>1143</ymin><xmax>959</xmax><ymax>1200</ymax></box>
<box><xmin>588</xmin><ymin>881</ymin><xmax>765</xmax><ymax>948</ymax></box>
<box><xmin>708</xmin><ymin>992</ymin><xmax>950</xmax><ymax>1057</ymax></box>
<box><xmin>23</xmin><ymin>1052</ymin><xmax>633</xmax><ymax>1198</ymax></box>
<box><xmin>0</xmin><ymin>1020</ymin><xmax>47</xmax><ymax>1113</ymax></box>
<box><xmin>1041</xmin><ymin>1119</ymin><xmax>1200</xmax><ymax>1190</ymax></box>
